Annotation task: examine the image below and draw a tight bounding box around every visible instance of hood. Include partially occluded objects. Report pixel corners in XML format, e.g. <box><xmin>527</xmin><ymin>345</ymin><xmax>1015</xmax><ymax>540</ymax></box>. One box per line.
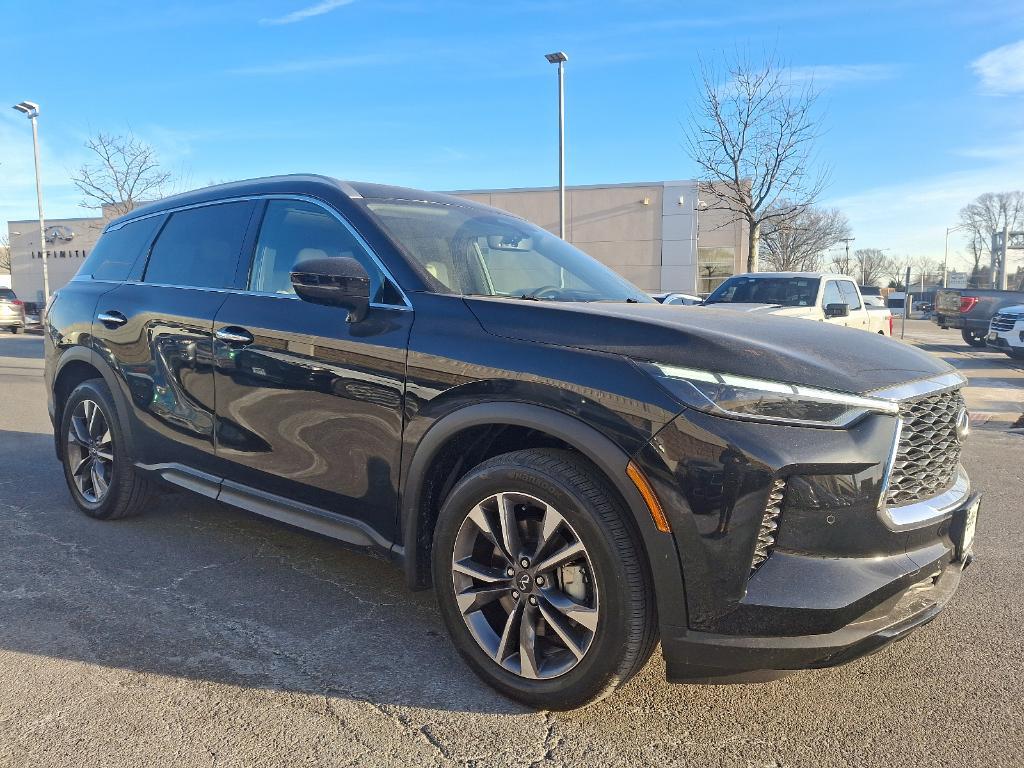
<box><xmin>464</xmin><ymin>299</ymin><xmax>951</xmax><ymax>395</ymax></box>
<box><xmin>703</xmin><ymin>303</ymin><xmax>814</xmax><ymax>318</ymax></box>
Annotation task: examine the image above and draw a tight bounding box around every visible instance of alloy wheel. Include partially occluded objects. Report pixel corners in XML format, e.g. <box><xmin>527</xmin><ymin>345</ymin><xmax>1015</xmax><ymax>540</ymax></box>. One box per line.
<box><xmin>451</xmin><ymin>491</ymin><xmax>599</xmax><ymax>680</ymax></box>
<box><xmin>66</xmin><ymin>399</ymin><xmax>114</xmax><ymax>504</ymax></box>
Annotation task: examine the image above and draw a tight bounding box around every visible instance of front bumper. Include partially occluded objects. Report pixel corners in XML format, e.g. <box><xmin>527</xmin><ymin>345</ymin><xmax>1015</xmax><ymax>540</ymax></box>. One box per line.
<box><xmin>986</xmin><ymin>327</ymin><xmax>1024</xmax><ymax>352</ymax></box>
<box><xmin>660</xmin><ymin>493</ymin><xmax>980</xmax><ymax>681</ymax></box>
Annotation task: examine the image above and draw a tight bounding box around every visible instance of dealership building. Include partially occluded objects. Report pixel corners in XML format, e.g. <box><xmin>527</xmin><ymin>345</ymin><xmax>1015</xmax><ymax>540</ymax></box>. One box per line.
<box><xmin>6</xmin><ymin>179</ymin><xmax>746</xmax><ymax>302</ymax></box>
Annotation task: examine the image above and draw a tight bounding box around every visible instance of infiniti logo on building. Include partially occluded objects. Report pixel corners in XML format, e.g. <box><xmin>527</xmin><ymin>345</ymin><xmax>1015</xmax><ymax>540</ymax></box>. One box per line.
<box><xmin>44</xmin><ymin>225</ymin><xmax>75</xmax><ymax>243</ymax></box>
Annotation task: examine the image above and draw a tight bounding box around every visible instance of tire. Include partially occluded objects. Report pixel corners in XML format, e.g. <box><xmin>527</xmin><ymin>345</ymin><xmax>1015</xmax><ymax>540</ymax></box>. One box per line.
<box><xmin>59</xmin><ymin>378</ymin><xmax>155</xmax><ymax>519</ymax></box>
<box><xmin>432</xmin><ymin>448</ymin><xmax>657</xmax><ymax>710</ymax></box>
<box><xmin>961</xmin><ymin>329</ymin><xmax>986</xmax><ymax>347</ymax></box>
<box><xmin>10</xmin><ymin>326</ymin><xmax>20</xmax><ymax>334</ymax></box>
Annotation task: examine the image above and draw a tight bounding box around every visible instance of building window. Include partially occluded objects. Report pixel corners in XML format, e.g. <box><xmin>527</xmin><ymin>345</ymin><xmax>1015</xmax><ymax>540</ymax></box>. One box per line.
<box><xmin>697</xmin><ymin>246</ymin><xmax>736</xmax><ymax>295</ymax></box>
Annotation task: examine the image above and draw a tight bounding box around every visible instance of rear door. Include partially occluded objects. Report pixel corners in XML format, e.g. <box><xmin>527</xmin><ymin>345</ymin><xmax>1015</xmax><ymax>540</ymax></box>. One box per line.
<box><xmin>211</xmin><ymin>198</ymin><xmax>412</xmax><ymax>540</ymax></box>
<box><xmin>93</xmin><ymin>201</ymin><xmax>256</xmax><ymax>477</ymax></box>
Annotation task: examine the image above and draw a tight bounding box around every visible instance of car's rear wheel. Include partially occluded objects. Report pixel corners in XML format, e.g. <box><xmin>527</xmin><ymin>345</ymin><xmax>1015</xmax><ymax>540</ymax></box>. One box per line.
<box><xmin>60</xmin><ymin>378</ymin><xmax>155</xmax><ymax>519</ymax></box>
<box><xmin>432</xmin><ymin>448</ymin><xmax>657</xmax><ymax>709</ymax></box>
<box><xmin>9</xmin><ymin>326</ymin><xmax>20</xmax><ymax>334</ymax></box>
<box><xmin>961</xmin><ymin>329</ymin><xmax>986</xmax><ymax>347</ymax></box>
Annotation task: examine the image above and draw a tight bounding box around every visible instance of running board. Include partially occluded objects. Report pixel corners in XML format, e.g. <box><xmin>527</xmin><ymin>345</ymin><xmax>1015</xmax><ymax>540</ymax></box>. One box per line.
<box><xmin>136</xmin><ymin>462</ymin><xmax>397</xmax><ymax>557</ymax></box>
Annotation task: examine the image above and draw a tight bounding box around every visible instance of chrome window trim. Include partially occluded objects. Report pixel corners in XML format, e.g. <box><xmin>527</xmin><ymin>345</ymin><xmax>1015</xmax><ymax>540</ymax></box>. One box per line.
<box><xmin>878</xmin><ymin>466</ymin><xmax>970</xmax><ymax>531</ymax></box>
<box><xmin>100</xmin><ymin>193</ymin><xmax>412</xmax><ymax>311</ymax></box>
<box><xmin>74</xmin><ymin>279</ymin><xmax>412</xmax><ymax>312</ymax></box>
<box><xmin>867</xmin><ymin>371</ymin><xmax>965</xmax><ymax>402</ymax></box>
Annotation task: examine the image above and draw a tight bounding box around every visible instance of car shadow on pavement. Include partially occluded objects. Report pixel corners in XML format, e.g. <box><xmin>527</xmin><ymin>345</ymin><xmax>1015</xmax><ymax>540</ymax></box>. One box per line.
<box><xmin>0</xmin><ymin>334</ymin><xmax>45</xmax><ymax>362</ymax></box>
<box><xmin>0</xmin><ymin>428</ymin><xmax>527</xmax><ymax>716</ymax></box>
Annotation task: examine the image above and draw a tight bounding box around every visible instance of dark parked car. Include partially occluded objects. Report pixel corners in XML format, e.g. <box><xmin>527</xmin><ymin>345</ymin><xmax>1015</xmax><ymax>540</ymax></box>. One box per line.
<box><xmin>44</xmin><ymin>176</ymin><xmax>980</xmax><ymax>709</ymax></box>
<box><xmin>935</xmin><ymin>286</ymin><xmax>1024</xmax><ymax>346</ymax></box>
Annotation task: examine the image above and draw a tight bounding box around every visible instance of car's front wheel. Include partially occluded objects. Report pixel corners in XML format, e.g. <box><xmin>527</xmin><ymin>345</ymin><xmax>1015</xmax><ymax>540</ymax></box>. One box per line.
<box><xmin>432</xmin><ymin>448</ymin><xmax>657</xmax><ymax>709</ymax></box>
<box><xmin>60</xmin><ymin>378</ymin><xmax>155</xmax><ymax>519</ymax></box>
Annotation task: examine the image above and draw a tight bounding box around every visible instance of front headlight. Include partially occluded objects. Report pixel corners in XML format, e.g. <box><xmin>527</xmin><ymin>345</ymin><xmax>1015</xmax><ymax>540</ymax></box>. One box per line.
<box><xmin>638</xmin><ymin>362</ymin><xmax>899</xmax><ymax>428</ymax></box>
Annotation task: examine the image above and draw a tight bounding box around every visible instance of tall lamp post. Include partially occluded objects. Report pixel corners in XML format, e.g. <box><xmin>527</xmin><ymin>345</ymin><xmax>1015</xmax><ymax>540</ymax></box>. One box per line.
<box><xmin>12</xmin><ymin>101</ymin><xmax>49</xmax><ymax>302</ymax></box>
<box><xmin>545</xmin><ymin>52</ymin><xmax>568</xmax><ymax>240</ymax></box>
<box><xmin>943</xmin><ymin>224</ymin><xmax>966</xmax><ymax>288</ymax></box>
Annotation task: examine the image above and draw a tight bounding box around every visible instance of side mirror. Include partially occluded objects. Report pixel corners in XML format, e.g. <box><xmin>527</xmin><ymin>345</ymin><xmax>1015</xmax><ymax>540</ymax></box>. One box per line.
<box><xmin>291</xmin><ymin>257</ymin><xmax>371</xmax><ymax>322</ymax></box>
<box><xmin>824</xmin><ymin>302</ymin><xmax>850</xmax><ymax>319</ymax></box>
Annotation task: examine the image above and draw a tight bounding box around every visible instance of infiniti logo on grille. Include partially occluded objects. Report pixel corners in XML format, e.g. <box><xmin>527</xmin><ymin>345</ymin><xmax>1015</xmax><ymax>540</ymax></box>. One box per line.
<box><xmin>955</xmin><ymin>407</ymin><xmax>970</xmax><ymax>441</ymax></box>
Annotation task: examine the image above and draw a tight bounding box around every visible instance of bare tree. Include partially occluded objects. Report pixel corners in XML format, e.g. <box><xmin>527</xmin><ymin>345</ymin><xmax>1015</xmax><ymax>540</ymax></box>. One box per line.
<box><xmin>0</xmin><ymin>235</ymin><xmax>11</xmax><ymax>274</ymax></box>
<box><xmin>687</xmin><ymin>51</ymin><xmax>828</xmax><ymax>272</ymax></box>
<box><xmin>958</xmin><ymin>191</ymin><xmax>1024</xmax><ymax>283</ymax></box>
<box><xmin>884</xmin><ymin>258</ymin><xmax>910</xmax><ymax>290</ymax></box>
<box><xmin>71</xmin><ymin>132</ymin><xmax>172</xmax><ymax>218</ymax></box>
<box><xmin>854</xmin><ymin>248</ymin><xmax>892</xmax><ymax>287</ymax></box>
<box><xmin>827</xmin><ymin>247</ymin><xmax>855</xmax><ymax>276</ymax></box>
<box><xmin>759</xmin><ymin>203</ymin><xmax>849</xmax><ymax>272</ymax></box>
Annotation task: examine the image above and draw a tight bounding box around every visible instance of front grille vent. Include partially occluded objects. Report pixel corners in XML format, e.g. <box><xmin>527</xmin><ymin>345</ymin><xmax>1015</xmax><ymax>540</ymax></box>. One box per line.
<box><xmin>991</xmin><ymin>313</ymin><xmax>1020</xmax><ymax>332</ymax></box>
<box><xmin>751</xmin><ymin>478</ymin><xmax>786</xmax><ymax>572</ymax></box>
<box><xmin>886</xmin><ymin>388</ymin><xmax>965</xmax><ymax>507</ymax></box>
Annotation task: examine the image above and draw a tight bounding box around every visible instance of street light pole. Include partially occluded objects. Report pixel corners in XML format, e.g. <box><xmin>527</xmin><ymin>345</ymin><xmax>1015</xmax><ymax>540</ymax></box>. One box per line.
<box><xmin>545</xmin><ymin>52</ymin><xmax>568</xmax><ymax>240</ymax></box>
<box><xmin>943</xmin><ymin>224</ymin><xmax>964</xmax><ymax>289</ymax></box>
<box><xmin>12</xmin><ymin>101</ymin><xmax>49</xmax><ymax>302</ymax></box>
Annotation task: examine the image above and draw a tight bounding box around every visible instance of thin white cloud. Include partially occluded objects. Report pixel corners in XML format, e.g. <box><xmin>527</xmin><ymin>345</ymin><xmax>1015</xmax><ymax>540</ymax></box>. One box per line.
<box><xmin>971</xmin><ymin>39</ymin><xmax>1024</xmax><ymax>94</ymax></box>
<box><xmin>826</xmin><ymin>157</ymin><xmax>1024</xmax><ymax>266</ymax></box>
<box><xmin>789</xmin><ymin>64</ymin><xmax>897</xmax><ymax>86</ymax></box>
<box><xmin>228</xmin><ymin>53</ymin><xmax>388</xmax><ymax>76</ymax></box>
<box><xmin>260</xmin><ymin>0</ymin><xmax>356</xmax><ymax>26</ymax></box>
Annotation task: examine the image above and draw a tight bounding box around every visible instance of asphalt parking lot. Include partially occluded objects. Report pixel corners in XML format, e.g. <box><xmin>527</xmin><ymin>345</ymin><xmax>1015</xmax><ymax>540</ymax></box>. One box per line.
<box><xmin>1</xmin><ymin>324</ymin><xmax>1022</xmax><ymax>767</ymax></box>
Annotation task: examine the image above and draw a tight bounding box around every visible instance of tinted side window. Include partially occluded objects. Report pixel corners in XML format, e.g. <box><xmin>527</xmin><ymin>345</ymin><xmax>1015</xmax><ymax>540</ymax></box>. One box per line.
<box><xmin>839</xmin><ymin>281</ymin><xmax>862</xmax><ymax>310</ymax></box>
<box><xmin>822</xmin><ymin>280</ymin><xmax>844</xmax><ymax>307</ymax></box>
<box><xmin>248</xmin><ymin>200</ymin><xmax>388</xmax><ymax>302</ymax></box>
<box><xmin>79</xmin><ymin>216</ymin><xmax>163</xmax><ymax>281</ymax></box>
<box><xmin>144</xmin><ymin>202</ymin><xmax>252</xmax><ymax>289</ymax></box>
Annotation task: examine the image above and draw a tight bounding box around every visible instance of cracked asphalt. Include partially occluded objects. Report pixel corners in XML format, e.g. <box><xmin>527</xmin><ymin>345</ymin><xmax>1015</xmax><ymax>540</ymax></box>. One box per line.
<box><xmin>1</xmin><ymin>330</ymin><xmax>1023</xmax><ymax>767</ymax></box>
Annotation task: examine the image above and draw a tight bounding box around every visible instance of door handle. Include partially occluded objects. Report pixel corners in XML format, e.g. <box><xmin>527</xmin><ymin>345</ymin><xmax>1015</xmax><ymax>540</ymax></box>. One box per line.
<box><xmin>97</xmin><ymin>311</ymin><xmax>127</xmax><ymax>328</ymax></box>
<box><xmin>215</xmin><ymin>326</ymin><xmax>254</xmax><ymax>346</ymax></box>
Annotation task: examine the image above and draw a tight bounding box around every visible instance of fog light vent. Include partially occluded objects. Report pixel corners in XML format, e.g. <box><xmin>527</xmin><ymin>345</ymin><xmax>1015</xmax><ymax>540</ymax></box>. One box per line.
<box><xmin>751</xmin><ymin>478</ymin><xmax>786</xmax><ymax>572</ymax></box>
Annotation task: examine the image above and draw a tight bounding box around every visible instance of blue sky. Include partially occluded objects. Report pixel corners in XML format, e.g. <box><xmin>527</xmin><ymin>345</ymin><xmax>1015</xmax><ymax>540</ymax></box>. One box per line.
<box><xmin>2</xmin><ymin>0</ymin><xmax>1024</xmax><ymax>267</ymax></box>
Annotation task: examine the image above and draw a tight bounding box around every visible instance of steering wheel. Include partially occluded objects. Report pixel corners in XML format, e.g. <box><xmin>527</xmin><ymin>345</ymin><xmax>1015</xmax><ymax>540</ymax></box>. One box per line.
<box><xmin>523</xmin><ymin>285</ymin><xmax>563</xmax><ymax>300</ymax></box>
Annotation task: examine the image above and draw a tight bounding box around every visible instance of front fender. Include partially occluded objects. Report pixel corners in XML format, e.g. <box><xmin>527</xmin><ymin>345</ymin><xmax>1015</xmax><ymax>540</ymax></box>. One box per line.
<box><xmin>399</xmin><ymin>400</ymin><xmax>689</xmax><ymax>630</ymax></box>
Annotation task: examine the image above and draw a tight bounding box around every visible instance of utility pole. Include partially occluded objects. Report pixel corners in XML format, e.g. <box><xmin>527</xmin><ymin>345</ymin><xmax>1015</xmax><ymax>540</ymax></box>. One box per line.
<box><xmin>999</xmin><ymin>224</ymin><xmax>1010</xmax><ymax>291</ymax></box>
<box><xmin>839</xmin><ymin>237</ymin><xmax>856</xmax><ymax>280</ymax></box>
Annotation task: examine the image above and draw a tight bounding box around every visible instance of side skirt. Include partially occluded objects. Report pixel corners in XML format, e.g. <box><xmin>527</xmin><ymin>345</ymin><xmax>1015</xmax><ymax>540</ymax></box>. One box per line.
<box><xmin>136</xmin><ymin>462</ymin><xmax>402</xmax><ymax>562</ymax></box>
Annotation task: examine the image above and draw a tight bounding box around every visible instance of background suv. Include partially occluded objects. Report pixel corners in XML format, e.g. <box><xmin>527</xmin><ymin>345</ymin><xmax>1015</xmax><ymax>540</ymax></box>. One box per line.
<box><xmin>44</xmin><ymin>175</ymin><xmax>979</xmax><ymax>709</ymax></box>
<box><xmin>0</xmin><ymin>288</ymin><xmax>26</xmax><ymax>333</ymax></box>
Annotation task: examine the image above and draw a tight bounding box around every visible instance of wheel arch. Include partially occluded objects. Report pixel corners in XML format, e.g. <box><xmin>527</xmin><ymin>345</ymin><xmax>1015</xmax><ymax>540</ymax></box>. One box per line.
<box><xmin>51</xmin><ymin>348</ymin><xmax>137</xmax><ymax>461</ymax></box>
<box><xmin>399</xmin><ymin>401</ymin><xmax>687</xmax><ymax>627</ymax></box>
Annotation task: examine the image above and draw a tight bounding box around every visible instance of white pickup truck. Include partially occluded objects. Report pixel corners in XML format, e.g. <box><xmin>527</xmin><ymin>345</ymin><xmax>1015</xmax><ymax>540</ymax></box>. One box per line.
<box><xmin>701</xmin><ymin>272</ymin><xmax>893</xmax><ymax>335</ymax></box>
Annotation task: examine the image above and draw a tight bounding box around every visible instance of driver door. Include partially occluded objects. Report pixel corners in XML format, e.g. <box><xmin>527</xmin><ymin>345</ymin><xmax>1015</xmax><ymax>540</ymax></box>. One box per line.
<box><xmin>211</xmin><ymin>198</ymin><xmax>412</xmax><ymax>541</ymax></box>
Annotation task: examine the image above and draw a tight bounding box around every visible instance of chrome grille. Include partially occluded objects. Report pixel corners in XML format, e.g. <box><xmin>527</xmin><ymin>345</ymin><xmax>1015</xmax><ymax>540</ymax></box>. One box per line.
<box><xmin>751</xmin><ymin>478</ymin><xmax>786</xmax><ymax>571</ymax></box>
<box><xmin>886</xmin><ymin>388</ymin><xmax>965</xmax><ymax>507</ymax></box>
<box><xmin>990</xmin><ymin>313</ymin><xmax>1020</xmax><ymax>332</ymax></box>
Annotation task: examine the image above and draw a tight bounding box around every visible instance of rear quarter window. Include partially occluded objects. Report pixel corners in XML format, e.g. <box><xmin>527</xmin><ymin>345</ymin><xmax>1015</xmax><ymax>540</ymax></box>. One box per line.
<box><xmin>79</xmin><ymin>216</ymin><xmax>164</xmax><ymax>282</ymax></box>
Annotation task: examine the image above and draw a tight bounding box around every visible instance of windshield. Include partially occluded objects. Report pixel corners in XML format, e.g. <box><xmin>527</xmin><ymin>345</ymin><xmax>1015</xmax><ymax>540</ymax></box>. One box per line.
<box><xmin>705</xmin><ymin>276</ymin><xmax>820</xmax><ymax>307</ymax></box>
<box><xmin>365</xmin><ymin>200</ymin><xmax>652</xmax><ymax>303</ymax></box>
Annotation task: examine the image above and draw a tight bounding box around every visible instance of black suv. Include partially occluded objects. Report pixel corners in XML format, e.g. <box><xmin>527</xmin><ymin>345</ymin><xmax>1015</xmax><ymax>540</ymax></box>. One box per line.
<box><xmin>44</xmin><ymin>176</ymin><xmax>979</xmax><ymax>709</ymax></box>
